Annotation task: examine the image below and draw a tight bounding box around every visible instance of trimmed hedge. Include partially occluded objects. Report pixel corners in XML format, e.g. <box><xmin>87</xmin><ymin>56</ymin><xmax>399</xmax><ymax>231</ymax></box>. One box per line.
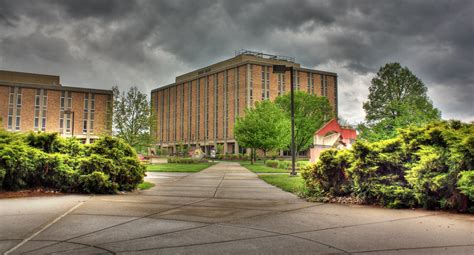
<box><xmin>0</xmin><ymin>130</ymin><xmax>145</xmax><ymax>194</ymax></box>
<box><xmin>302</xmin><ymin>120</ymin><xmax>474</xmax><ymax>212</ymax></box>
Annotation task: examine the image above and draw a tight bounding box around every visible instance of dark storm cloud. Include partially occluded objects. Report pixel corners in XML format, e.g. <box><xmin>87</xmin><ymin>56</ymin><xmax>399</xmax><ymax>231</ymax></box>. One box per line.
<box><xmin>0</xmin><ymin>0</ymin><xmax>472</xmax><ymax>122</ymax></box>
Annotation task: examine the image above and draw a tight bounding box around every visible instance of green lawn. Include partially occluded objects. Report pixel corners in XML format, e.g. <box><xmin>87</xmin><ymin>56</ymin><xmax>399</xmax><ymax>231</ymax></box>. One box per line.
<box><xmin>258</xmin><ymin>174</ymin><xmax>306</xmax><ymax>195</ymax></box>
<box><xmin>238</xmin><ymin>161</ymin><xmax>290</xmax><ymax>173</ymax></box>
<box><xmin>137</xmin><ymin>181</ymin><xmax>155</xmax><ymax>190</ymax></box>
<box><xmin>146</xmin><ymin>162</ymin><xmax>215</xmax><ymax>172</ymax></box>
<box><xmin>239</xmin><ymin>161</ymin><xmax>304</xmax><ymax>173</ymax></box>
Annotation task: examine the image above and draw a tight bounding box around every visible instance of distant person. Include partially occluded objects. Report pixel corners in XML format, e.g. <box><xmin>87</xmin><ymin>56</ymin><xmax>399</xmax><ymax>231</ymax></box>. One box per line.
<box><xmin>210</xmin><ymin>149</ymin><xmax>216</xmax><ymax>162</ymax></box>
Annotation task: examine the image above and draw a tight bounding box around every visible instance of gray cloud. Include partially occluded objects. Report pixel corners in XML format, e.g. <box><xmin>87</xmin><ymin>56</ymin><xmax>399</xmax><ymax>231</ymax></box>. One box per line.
<box><xmin>0</xmin><ymin>0</ymin><xmax>472</xmax><ymax>122</ymax></box>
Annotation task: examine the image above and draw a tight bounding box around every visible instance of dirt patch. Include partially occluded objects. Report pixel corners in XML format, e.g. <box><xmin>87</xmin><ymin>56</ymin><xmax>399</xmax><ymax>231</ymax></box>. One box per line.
<box><xmin>0</xmin><ymin>189</ymin><xmax>62</xmax><ymax>199</ymax></box>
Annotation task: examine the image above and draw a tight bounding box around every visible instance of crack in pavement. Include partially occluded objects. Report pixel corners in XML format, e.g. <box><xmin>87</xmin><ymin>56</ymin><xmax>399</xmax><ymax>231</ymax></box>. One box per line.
<box><xmin>19</xmin><ymin>197</ymin><xmax>211</xmax><ymax>255</ymax></box>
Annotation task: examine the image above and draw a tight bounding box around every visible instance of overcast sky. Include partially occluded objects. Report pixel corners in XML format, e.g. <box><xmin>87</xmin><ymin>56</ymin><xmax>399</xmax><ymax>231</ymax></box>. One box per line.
<box><xmin>1</xmin><ymin>0</ymin><xmax>472</xmax><ymax>123</ymax></box>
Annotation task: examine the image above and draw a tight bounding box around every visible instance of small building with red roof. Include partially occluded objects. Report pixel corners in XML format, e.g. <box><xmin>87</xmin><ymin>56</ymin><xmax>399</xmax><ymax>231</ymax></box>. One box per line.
<box><xmin>310</xmin><ymin>119</ymin><xmax>357</xmax><ymax>163</ymax></box>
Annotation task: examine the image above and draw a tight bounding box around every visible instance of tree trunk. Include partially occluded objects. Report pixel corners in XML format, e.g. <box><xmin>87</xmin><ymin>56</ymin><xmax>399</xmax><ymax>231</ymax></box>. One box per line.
<box><xmin>251</xmin><ymin>148</ymin><xmax>255</xmax><ymax>165</ymax></box>
<box><xmin>263</xmin><ymin>150</ymin><xmax>267</xmax><ymax>163</ymax></box>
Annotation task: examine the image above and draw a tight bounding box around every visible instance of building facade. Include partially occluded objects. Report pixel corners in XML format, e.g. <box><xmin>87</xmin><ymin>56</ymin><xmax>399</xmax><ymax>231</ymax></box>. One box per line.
<box><xmin>151</xmin><ymin>50</ymin><xmax>338</xmax><ymax>154</ymax></box>
<box><xmin>0</xmin><ymin>70</ymin><xmax>113</xmax><ymax>143</ymax></box>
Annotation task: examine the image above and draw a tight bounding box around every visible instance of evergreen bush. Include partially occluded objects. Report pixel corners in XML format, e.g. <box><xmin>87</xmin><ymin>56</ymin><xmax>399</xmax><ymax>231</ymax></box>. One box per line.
<box><xmin>0</xmin><ymin>131</ymin><xmax>145</xmax><ymax>194</ymax></box>
<box><xmin>301</xmin><ymin>120</ymin><xmax>474</xmax><ymax>212</ymax></box>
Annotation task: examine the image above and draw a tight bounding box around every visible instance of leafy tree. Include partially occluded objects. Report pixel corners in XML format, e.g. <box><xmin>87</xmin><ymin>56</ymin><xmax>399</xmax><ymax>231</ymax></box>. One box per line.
<box><xmin>360</xmin><ymin>63</ymin><xmax>440</xmax><ymax>141</ymax></box>
<box><xmin>275</xmin><ymin>91</ymin><xmax>333</xmax><ymax>156</ymax></box>
<box><xmin>112</xmin><ymin>86</ymin><xmax>155</xmax><ymax>149</ymax></box>
<box><xmin>234</xmin><ymin>100</ymin><xmax>290</xmax><ymax>164</ymax></box>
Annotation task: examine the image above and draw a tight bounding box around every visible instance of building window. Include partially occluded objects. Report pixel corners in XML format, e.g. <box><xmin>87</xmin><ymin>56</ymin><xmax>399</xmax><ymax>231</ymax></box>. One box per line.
<box><xmin>261</xmin><ymin>66</ymin><xmax>265</xmax><ymax>100</ymax></box>
<box><xmin>205</xmin><ymin>77</ymin><xmax>209</xmax><ymax>140</ymax></box>
<box><xmin>235</xmin><ymin>67</ymin><xmax>240</xmax><ymax>118</ymax></box>
<box><xmin>311</xmin><ymin>73</ymin><xmax>315</xmax><ymax>94</ymax></box>
<box><xmin>60</xmin><ymin>91</ymin><xmax>72</xmax><ymax>134</ymax></box>
<box><xmin>7</xmin><ymin>87</ymin><xmax>13</xmax><ymax>130</ymax></box>
<box><xmin>90</xmin><ymin>94</ymin><xmax>95</xmax><ymax>133</ymax></box>
<box><xmin>15</xmin><ymin>88</ymin><xmax>22</xmax><ymax>130</ymax></box>
<box><xmin>295</xmin><ymin>70</ymin><xmax>300</xmax><ymax>90</ymax></box>
<box><xmin>249</xmin><ymin>65</ymin><xmax>253</xmax><ymax>105</ymax></box>
<box><xmin>83</xmin><ymin>93</ymin><xmax>89</xmax><ymax>133</ymax></box>
<box><xmin>106</xmin><ymin>94</ymin><xmax>113</xmax><ymax>132</ymax></box>
<box><xmin>321</xmin><ymin>75</ymin><xmax>328</xmax><ymax>96</ymax></box>
<box><xmin>266</xmin><ymin>67</ymin><xmax>270</xmax><ymax>99</ymax></box>
<box><xmin>214</xmin><ymin>74</ymin><xmax>218</xmax><ymax>140</ymax></box>
<box><xmin>181</xmin><ymin>84</ymin><xmax>185</xmax><ymax>141</ymax></box>
<box><xmin>35</xmin><ymin>89</ymin><xmax>48</xmax><ymax>131</ymax></box>
<box><xmin>42</xmin><ymin>90</ymin><xmax>47</xmax><ymax>131</ymax></box>
<box><xmin>188</xmin><ymin>82</ymin><xmax>192</xmax><ymax>141</ymax></box>
<box><xmin>166</xmin><ymin>88</ymin><xmax>171</xmax><ymax>143</ymax></box>
<box><xmin>196</xmin><ymin>79</ymin><xmax>200</xmax><ymax>141</ymax></box>
<box><xmin>278</xmin><ymin>73</ymin><xmax>285</xmax><ymax>96</ymax></box>
<box><xmin>174</xmin><ymin>87</ymin><xmax>177</xmax><ymax>142</ymax></box>
<box><xmin>34</xmin><ymin>89</ymin><xmax>41</xmax><ymax>131</ymax></box>
<box><xmin>224</xmin><ymin>71</ymin><xmax>228</xmax><ymax>139</ymax></box>
<box><xmin>161</xmin><ymin>91</ymin><xmax>165</xmax><ymax>143</ymax></box>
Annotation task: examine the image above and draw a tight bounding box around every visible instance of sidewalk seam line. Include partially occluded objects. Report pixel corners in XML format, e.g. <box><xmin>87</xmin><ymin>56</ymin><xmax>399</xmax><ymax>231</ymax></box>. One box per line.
<box><xmin>4</xmin><ymin>201</ymin><xmax>85</xmax><ymax>255</ymax></box>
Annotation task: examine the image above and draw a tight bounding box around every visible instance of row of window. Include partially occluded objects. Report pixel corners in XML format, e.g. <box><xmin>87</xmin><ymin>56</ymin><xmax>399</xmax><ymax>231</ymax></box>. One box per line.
<box><xmin>6</xmin><ymin>87</ymin><xmax>98</xmax><ymax>134</ymax></box>
<box><xmin>155</xmin><ymin>65</ymin><xmax>337</xmax><ymax>143</ymax></box>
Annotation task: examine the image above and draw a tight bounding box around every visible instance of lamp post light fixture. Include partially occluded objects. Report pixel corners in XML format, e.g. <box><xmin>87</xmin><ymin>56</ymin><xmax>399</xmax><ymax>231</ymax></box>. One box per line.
<box><xmin>273</xmin><ymin>65</ymin><xmax>297</xmax><ymax>176</ymax></box>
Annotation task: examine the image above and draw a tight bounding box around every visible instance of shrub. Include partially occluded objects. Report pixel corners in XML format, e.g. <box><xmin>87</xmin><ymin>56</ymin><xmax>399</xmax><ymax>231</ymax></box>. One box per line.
<box><xmin>167</xmin><ymin>157</ymin><xmax>197</xmax><ymax>164</ymax></box>
<box><xmin>0</xmin><ymin>143</ymin><xmax>44</xmax><ymax>190</ymax></box>
<box><xmin>265</xmin><ymin>160</ymin><xmax>279</xmax><ymax>168</ymax></box>
<box><xmin>39</xmin><ymin>153</ymin><xmax>79</xmax><ymax>192</ymax></box>
<box><xmin>349</xmin><ymin>138</ymin><xmax>415</xmax><ymax>207</ymax></box>
<box><xmin>458</xmin><ymin>171</ymin><xmax>474</xmax><ymax>200</ymax></box>
<box><xmin>0</xmin><ymin>132</ymin><xmax>145</xmax><ymax>194</ymax></box>
<box><xmin>79</xmin><ymin>171</ymin><xmax>117</xmax><ymax>194</ymax></box>
<box><xmin>24</xmin><ymin>132</ymin><xmax>63</xmax><ymax>153</ymax></box>
<box><xmin>301</xmin><ymin>149</ymin><xmax>353</xmax><ymax>197</ymax></box>
<box><xmin>278</xmin><ymin>160</ymin><xmax>291</xmax><ymax>170</ymax></box>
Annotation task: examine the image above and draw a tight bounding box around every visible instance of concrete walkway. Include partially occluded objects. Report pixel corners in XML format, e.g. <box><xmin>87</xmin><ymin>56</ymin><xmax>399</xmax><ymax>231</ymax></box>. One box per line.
<box><xmin>0</xmin><ymin>162</ymin><xmax>473</xmax><ymax>254</ymax></box>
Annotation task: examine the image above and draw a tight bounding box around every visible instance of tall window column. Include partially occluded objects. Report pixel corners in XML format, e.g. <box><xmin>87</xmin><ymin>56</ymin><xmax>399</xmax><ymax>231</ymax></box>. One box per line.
<box><xmin>7</xmin><ymin>87</ymin><xmax>22</xmax><ymax>131</ymax></box>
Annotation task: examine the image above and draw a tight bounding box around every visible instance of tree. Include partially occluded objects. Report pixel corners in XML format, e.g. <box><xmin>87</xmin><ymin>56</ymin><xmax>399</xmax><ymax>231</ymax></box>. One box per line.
<box><xmin>112</xmin><ymin>86</ymin><xmax>155</xmax><ymax>149</ymax></box>
<box><xmin>275</xmin><ymin>91</ymin><xmax>334</xmax><ymax>156</ymax></box>
<box><xmin>360</xmin><ymin>63</ymin><xmax>441</xmax><ymax>141</ymax></box>
<box><xmin>234</xmin><ymin>100</ymin><xmax>290</xmax><ymax>164</ymax></box>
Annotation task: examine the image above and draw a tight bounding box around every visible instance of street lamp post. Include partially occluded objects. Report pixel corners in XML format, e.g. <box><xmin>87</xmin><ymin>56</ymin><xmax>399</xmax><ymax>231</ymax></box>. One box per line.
<box><xmin>273</xmin><ymin>65</ymin><xmax>297</xmax><ymax>176</ymax></box>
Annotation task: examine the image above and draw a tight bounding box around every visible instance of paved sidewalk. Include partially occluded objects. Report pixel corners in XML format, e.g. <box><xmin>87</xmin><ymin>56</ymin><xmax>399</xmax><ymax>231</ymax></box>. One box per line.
<box><xmin>1</xmin><ymin>162</ymin><xmax>473</xmax><ymax>254</ymax></box>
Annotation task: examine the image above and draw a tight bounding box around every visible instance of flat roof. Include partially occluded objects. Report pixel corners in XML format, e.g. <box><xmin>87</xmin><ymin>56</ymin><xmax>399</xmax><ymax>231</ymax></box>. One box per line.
<box><xmin>0</xmin><ymin>80</ymin><xmax>113</xmax><ymax>94</ymax></box>
<box><xmin>152</xmin><ymin>56</ymin><xmax>337</xmax><ymax>93</ymax></box>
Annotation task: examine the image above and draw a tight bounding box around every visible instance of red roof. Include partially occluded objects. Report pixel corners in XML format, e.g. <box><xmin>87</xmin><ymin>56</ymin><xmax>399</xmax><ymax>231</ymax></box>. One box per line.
<box><xmin>315</xmin><ymin>119</ymin><xmax>357</xmax><ymax>140</ymax></box>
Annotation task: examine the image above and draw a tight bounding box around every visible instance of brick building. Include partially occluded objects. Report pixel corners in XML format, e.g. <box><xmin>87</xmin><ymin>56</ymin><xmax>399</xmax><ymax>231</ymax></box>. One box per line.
<box><xmin>0</xmin><ymin>70</ymin><xmax>113</xmax><ymax>143</ymax></box>
<box><xmin>151</xmin><ymin>50</ymin><xmax>338</xmax><ymax>155</ymax></box>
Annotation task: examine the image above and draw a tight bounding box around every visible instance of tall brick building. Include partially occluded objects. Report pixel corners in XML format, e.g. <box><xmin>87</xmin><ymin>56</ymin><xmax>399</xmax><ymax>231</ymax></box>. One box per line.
<box><xmin>0</xmin><ymin>70</ymin><xmax>113</xmax><ymax>143</ymax></box>
<box><xmin>151</xmin><ymin>50</ymin><xmax>338</xmax><ymax>154</ymax></box>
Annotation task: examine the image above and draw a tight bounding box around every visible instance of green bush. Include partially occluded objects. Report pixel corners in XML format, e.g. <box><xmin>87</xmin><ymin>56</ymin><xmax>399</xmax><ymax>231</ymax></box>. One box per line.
<box><xmin>301</xmin><ymin>120</ymin><xmax>474</xmax><ymax>211</ymax></box>
<box><xmin>458</xmin><ymin>171</ymin><xmax>474</xmax><ymax>200</ymax></box>
<box><xmin>167</xmin><ymin>157</ymin><xmax>197</xmax><ymax>164</ymax></box>
<box><xmin>0</xmin><ymin>131</ymin><xmax>145</xmax><ymax>194</ymax></box>
<box><xmin>301</xmin><ymin>149</ymin><xmax>353</xmax><ymax>197</ymax></box>
<box><xmin>79</xmin><ymin>171</ymin><xmax>117</xmax><ymax>194</ymax></box>
<box><xmin>278</xmin><ymin>160</ymin><xmax>290</xmax><ymax>169</ymax></box>
<box><xmin>350</xmin><ymin>138</ymin><xmax>417</xmax><ymax>208</ymax></box>
<box><xmin>265</xmin><ymin>160</ymin><xmax>279</xmax><ymax>168</ymax></box>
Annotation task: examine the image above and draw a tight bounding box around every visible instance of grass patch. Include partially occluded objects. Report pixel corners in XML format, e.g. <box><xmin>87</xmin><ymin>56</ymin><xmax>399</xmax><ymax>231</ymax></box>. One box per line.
<box><xmin>137</xmin><ymin>181</ymin><xmax>155</xmax><ymax>190</ymax></box>
<box><xmin>146</xmin><ymin>162</ymin><xmax>215</xmax><ymax>172</ymax></box>
<box><xmin>239</xmin><ymin>161</ymin><xmax>290</xmax><ymax>173</ymax></box>
<box><xmin>259</xmin><ymin>174</ymin><xmax>306</xmax><ymax>195</ymax></box>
